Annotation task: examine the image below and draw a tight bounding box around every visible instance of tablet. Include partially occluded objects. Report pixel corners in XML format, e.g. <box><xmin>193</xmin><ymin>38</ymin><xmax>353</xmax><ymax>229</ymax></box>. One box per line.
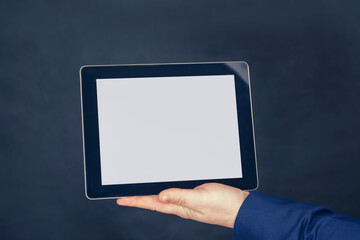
<box><xmin>80</xmin><ymin>62</ymin><xmax>258</xmax><ymax>199</ymax></box>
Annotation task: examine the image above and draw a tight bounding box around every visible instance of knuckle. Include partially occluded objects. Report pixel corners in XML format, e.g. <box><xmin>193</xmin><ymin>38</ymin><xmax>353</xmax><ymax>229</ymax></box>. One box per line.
<box><xmin>180</xmin><ymin>207</ymin><xmax>193</xmax><ymax>219</ymax></box>
<box><xmin>175</xmin><ymin>190</ymin><xmax>186</xmax><ymax>206</ymax></box>
<box><xmin>176</xmin><ymin>197</ymin><xmax>186</xmax><ymax>206</ymax></box>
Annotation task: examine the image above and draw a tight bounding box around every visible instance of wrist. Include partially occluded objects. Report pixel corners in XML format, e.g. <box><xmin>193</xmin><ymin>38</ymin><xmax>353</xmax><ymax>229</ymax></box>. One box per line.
<box><xmin>226</xmin><ymin>190</ymin><xmax>250</xmax><ymax>228</ymax></box>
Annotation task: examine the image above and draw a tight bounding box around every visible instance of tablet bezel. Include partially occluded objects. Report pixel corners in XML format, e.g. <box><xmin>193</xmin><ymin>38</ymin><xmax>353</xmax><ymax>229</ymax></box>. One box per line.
<box><xmin>80</xmin><ymin>62</ymin><xmax>258</xmax><ymax>199</ymax></box>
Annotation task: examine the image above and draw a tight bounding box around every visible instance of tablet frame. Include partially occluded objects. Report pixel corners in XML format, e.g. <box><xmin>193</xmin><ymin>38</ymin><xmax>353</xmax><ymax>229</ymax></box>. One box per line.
<box><xmin>80</xmin><ymin>61</ymin><xmax>258</xmax><ymax>199</ymax></box>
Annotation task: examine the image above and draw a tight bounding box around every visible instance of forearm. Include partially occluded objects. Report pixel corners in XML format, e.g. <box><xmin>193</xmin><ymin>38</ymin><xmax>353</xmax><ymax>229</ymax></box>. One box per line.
<box><xmin>234</xmin><ymin>192</ymin><xmax>360</xmax><ymax>240</ymax></box>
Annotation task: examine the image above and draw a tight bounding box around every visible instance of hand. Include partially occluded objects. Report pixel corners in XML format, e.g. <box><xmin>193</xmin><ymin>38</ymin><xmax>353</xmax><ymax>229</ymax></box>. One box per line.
<box><xmin>116</xmin><ymin>183</ymin><xmax>249</xmax><ymax>228</ymax></box>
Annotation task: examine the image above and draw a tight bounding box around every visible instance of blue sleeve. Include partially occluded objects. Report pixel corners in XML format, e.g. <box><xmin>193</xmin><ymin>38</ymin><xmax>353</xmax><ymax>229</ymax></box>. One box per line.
<box><xmin>233</xmin><ymin>192</ymin><xmax>360</xmax><ymax>240</ymax></box>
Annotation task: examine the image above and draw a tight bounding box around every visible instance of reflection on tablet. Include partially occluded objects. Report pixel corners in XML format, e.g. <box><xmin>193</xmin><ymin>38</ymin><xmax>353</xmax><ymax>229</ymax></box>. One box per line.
<box><xmin>96</xmin><ymin>75</ymin><xmax>242</xmax><ymax>185</ymax></box>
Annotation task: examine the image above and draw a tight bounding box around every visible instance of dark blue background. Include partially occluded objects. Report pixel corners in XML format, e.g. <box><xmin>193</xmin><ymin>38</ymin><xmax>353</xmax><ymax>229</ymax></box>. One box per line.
<box><xmin>1</xmin><ymin>1</ymin><xmax>359</xmax><ymax>239</ymax></box>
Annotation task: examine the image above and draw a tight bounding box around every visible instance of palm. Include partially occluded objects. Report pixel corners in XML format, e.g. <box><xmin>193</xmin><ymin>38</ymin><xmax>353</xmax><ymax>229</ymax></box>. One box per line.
<box><xmin>117</xmin><ymin>183</ymin><xmax>249</xmax><ymax>228</ymax></box>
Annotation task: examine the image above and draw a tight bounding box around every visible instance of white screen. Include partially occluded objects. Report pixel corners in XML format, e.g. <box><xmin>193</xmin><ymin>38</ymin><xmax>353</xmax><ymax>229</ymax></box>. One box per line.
<box><xmin>96</xmin><ymin>75</ymin><xmax>242</xmax><ymax>185</ymax></box>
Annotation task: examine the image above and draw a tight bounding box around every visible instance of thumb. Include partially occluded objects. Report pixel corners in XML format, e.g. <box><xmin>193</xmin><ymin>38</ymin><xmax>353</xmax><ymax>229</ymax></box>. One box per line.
<box><xmin>159</xmin><ymin>188</ymin><xmax>202</xmax><ymax>209</ymax></box>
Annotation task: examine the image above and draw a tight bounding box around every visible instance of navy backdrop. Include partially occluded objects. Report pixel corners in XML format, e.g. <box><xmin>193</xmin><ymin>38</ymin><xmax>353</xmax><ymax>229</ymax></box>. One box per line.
<box><xmin>1</xmin><ymin>1</ymin><xmax>359</xmax><ymax>239</ymax></box>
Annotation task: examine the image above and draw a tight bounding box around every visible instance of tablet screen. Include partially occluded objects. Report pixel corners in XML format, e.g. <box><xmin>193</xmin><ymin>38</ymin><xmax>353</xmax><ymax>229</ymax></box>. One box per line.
<box><xmin>96</xmin><ymin>75</ymin><xmax>242</xmax><ymax>185</ymax></box>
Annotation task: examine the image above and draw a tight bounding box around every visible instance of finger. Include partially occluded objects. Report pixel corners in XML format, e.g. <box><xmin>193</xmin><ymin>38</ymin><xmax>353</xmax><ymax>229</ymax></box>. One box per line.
<box><xmin>117</xmin><ymin>196</ymin><xmax>158</xmax><ymax>210</ymax></box>
<box><xmin>117</xmin><ymin>195</ymin><xmax>196</xmax><ymax>219</ymax></box>
<box><xmin>116</xmin><ymin>195</ymin><xmax>179</xmax><ymax>214</ymax></box>
<box><xmin>158</xmin><ymin>188</ymin><xmax>203</xmax><ymax>209</ymax></box>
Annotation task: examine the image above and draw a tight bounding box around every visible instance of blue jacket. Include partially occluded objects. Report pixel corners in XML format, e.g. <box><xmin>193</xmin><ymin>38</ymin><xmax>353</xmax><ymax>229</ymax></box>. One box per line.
<box><xmin>234</xmin><ymin>192</ymin><xmax>360</xmax><ymax>240</ymax></box>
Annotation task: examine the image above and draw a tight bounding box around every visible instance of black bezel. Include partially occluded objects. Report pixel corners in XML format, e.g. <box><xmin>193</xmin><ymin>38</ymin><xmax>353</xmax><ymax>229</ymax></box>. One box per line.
<box><xmin>80</xmin><ymin>62</ymin><xmax>258</xmax><ymax>199</ymax></box>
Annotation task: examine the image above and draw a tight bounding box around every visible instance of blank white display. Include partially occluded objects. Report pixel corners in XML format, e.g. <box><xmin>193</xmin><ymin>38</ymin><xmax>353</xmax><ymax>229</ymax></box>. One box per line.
<box><xmin>96</xmin><ymin>75</ymin><xmax>242</xmax><ymax>185</ymax></box>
